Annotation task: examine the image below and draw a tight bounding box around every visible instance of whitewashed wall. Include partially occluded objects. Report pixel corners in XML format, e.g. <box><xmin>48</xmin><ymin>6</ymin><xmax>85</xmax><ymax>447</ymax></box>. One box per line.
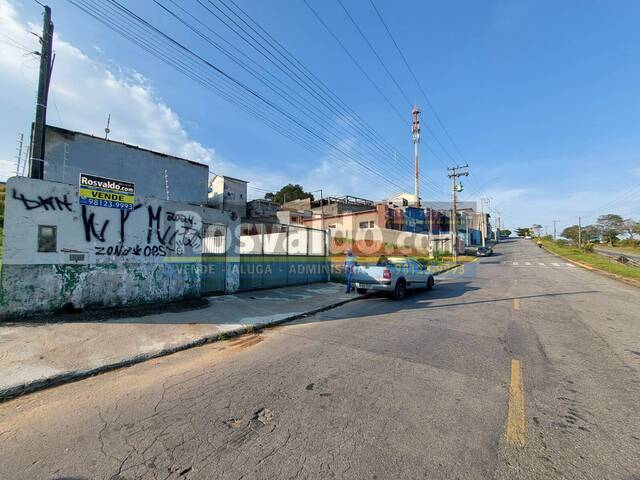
<box><xmin>1</xmin><ymin>177</ymin><xmax>239</xmax><ymax>317</ymax></box>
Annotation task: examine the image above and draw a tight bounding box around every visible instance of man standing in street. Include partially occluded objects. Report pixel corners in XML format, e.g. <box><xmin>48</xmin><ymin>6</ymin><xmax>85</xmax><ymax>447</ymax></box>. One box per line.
<box><xmin>344</xmin><ymin>250</ymin><xmax>356</xmax><ymax>293</ymax></box>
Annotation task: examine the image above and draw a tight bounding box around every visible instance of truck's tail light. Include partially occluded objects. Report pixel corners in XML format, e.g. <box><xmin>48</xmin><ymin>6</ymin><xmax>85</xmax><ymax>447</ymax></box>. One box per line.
<box><xmin>383</xmin><ymin>269</ymin><xmax>391</xmax><ymax>279</ymax></box>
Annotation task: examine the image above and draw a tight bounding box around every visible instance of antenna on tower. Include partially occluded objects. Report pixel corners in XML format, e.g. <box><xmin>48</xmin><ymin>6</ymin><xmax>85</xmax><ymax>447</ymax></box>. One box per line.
<box><xmin>411</xmin><ymin>105</ymin><xmax>421</xmax><ymax>207</ymax></box>
<box><xmin>104</xmin><ymin>113</ymin><xmax>111</xmax><ymax>140</ymax></box>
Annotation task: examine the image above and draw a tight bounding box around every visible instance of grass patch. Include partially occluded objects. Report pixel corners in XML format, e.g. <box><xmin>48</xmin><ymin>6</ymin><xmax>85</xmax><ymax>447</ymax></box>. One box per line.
<box><xmin>540</xmin><ymin>239</ymin><xmax>640</xmax><ymax>280</ymax></box>
<box><xmin>439</xmin><ymin>254</ymin><xmax>476</xmax><ymax>263</ymax></box>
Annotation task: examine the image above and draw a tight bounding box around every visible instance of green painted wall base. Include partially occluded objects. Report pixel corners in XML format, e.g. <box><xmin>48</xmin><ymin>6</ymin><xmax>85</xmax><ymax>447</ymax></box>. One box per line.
<box><xmin>238</xmin><ymin>255</ymin><xmax>330</xmax><ymax>291</ymax></box>
<box><xmin>0</xmin><ymin>262</ymin><xmax>201</xmax><ymax>318</ymax></box>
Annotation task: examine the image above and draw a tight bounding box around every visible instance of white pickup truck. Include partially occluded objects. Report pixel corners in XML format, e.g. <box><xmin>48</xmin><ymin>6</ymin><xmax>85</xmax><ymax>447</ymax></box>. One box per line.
<box><xmin>352</xmin><ymin>256</ymin><xmax>435</xmax><ymax>299</ymax></box>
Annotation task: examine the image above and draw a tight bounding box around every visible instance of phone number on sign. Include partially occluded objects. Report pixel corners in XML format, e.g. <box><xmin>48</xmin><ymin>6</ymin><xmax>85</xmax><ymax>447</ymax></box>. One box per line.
<box><xmin>80</xmin><ymin>197</ymin><xmax>134</xmax><ymax>210</ymax></box>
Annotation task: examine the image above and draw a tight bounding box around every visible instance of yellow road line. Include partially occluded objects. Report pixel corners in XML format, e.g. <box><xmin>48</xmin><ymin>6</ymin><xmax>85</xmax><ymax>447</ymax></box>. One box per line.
<box><xmin>512</xmin><ymin>298</ymin><xmax>520</xmax><ymax>310</ymax></box>
<box><xmin>506</xmin><ymin>359</ymin><xmax>525</xmax><ymax>447</ymax></box>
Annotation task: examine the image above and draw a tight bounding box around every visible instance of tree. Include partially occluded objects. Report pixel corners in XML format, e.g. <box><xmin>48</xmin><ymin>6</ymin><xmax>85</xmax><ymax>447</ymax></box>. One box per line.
<box><xmin>264</xmin><ymin>184</ymin><xmax>314</xmax><ymax>205</ymax></box>
<box><xmin>597</xmin><ymin>213</ymin><xmax>624</xmax><ymax>245</ymax></box>
<box><xmin>561</xmin><ymin>225</ymin><xmax>580</xmax><ymax>243</ymax></box>
<box><xmin>531</xmin><ymin>224</ymin><xmax>543</xmax><ymax>237</ymax></box>
<box><xmin>582</xmin><ymin>225</ymin><xmax>600</xmax><ymax>243</ymax></box>
<box><xmin>515</xmin><ymin>227</ymin><xmax>531</xmax><ymax>237</ymax></box>
<box><xmin>500</xmin><ymin>229</ymin><xmax>512</xmax><ymax>237</ymax></box>
<box><xmin>622</xmin><ymin>218</ymin><xmax>639</xmax><ymax>239</ymax></box>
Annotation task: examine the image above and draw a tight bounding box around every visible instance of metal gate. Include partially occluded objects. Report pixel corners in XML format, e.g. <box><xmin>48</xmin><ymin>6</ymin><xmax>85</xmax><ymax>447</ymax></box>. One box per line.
<box><xmin>201</xmin><ymin>223</ymin><xmax>226</xmax><ymax>294</ymax></box>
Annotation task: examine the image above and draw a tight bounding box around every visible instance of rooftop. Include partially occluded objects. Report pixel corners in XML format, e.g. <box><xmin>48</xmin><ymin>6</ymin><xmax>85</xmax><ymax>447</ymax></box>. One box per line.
<box><xmin>47</xmin><ymin>124</ymin><xmax>208</xmax><ymax>169</ymax></box>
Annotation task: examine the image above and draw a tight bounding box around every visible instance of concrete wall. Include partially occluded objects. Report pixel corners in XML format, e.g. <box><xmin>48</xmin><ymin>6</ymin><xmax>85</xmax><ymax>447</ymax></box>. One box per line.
<box><xmin>44</xmin><ymin>126</ymin><xmax>209</xmax><ymax>204</ymax></box>
<box><xmin>208</xmin><ymin>176</ymin><xmax>247</xmax><ymax>218</ymax></box>
<box><xmin>1</xmin><ymin>177</ymin><xmax>239</xmax><ymax>317</ymax></box>
<box><xmin>237</xmin><ymin>224</ymin><xmax>329</xmax><ymax>291</ymax></box>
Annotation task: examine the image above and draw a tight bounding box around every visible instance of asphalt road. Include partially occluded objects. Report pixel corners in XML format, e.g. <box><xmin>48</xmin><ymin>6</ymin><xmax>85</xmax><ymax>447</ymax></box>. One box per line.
<box><xmin>1</xmin><ymin>239</ymin><xmax>639</xmax><ymax>479</ymax></box>
<box><xmin>594</xmin><ymin>247</ymin><xmax>640</xmax><ymax>265</ymax></box>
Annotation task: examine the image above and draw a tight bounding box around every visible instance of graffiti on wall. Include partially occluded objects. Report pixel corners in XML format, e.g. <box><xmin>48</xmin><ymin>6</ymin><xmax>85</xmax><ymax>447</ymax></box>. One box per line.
<box><xmin>12</xmin><ymin>188</ymin><xmax>204</xmax><ymax>259</ymax></box>
<box><xmin>12</xmin><ymin>190</ymin><xmax>73</xmax><ymax>212</ymax></box>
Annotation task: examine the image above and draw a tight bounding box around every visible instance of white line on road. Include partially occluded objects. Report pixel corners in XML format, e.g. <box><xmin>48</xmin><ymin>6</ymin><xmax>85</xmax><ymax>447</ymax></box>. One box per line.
<box><xmin>513</xmin><ymin>262</ymin><xmax>519</xmax><ymax>266</ymax></box>
<box><xmin>565</xmin><ymin>263</ymin><xmax>576</xmax><ymax>267</ymax></box>
<box><xmin>538</xmin><ymin>263</ymin><xmax>546</xmax><ymax>266</ymax></box>
<box><xmin>552</xmin><ymin>263</ymin><xmax>560</xmax><ymax>267</ymax></box>
<box><xmin>525</xmin><ymin>262</ymin><xmax>532</xmax><ymax>266</ymax></box>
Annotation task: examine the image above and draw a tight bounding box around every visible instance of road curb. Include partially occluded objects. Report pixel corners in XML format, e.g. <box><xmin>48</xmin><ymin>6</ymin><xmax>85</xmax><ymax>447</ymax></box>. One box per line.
<box><xmin>539</xmin><ymin>244</ymin><xmax>640</xmax><ymax>289</ymax></box>
<box><xmin>0</xmin><ymin>266</ymin><xmax>459</xmax><ymax>403</ymax></box>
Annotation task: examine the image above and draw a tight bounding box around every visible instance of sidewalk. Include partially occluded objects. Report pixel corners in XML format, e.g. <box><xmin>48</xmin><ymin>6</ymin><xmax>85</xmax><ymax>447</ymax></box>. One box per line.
<box><xmin>1</xmin><ymin>263</ymin><xmax>462</xmax><ymax>401</ymax></box>
<box><xmin>0</xmin><ymin>283</ymin><xmax>355</xmax><ymax>400</ymax></box>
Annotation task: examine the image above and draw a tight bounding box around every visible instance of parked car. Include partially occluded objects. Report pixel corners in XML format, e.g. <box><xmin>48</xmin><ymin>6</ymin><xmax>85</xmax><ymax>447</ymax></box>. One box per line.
<box><xmin>352</xmin><ymin>256</ymin><xmax>435</xmax><ymax>299</ymax></box>
<box><xmin>476</xmin><ymin>246</ymin><xmax>493</xmax><ymax>257</ymax></box>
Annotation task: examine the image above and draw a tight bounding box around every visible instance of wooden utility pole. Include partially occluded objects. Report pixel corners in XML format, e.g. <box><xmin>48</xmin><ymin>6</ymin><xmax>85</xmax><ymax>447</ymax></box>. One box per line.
<box><xmin>448</xmin><ymin>165</ymin><xmax>469</xmax><ymax>262</ymax></box>
<box><xmin>553</xmin><ymin>220</ymin><xmax>559</xmax><ymax>240</ymax></box>
<box><xmin>578</xmin><ymin>216</ymin><xmax>582</xmax><ymax>248</ymax></box>
<box><xmin>29</xmin><ymin>5</ymin><xmax>54</xmax><ymax>179</ymax></box>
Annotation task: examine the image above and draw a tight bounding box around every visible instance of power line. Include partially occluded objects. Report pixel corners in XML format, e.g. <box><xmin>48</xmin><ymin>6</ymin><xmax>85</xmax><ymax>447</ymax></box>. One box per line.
<box><xmin>335</xmin><ymin>0</ymin><xmax>411</xmax><ymax>106</ymax></box>
<box><xmin>222</xmin><ymin>0</ymin><xmax>446</xmax><ymax>196</ymax></box>
<box><xmin>368</xmin><ymin>0</ymin><xmax>468</xmax><ymax>164</ymax></box>
<box><xmin>302</xmin><ymin>0</ymin><xmax>407</xmax><ymax>125</ymax></box>
<box><xmin>70</xmin><ymin>0</ymin><xmax>449</xmax><ymax>199</ymax></box>
<box><xmin>158</xmin><ymin>0</ymin><xmax>445</xmax><ymax>196</ymax></box>
<box><xmin>202</xmin><ymin>0</ymin><xmax>448</xmax><ymax>196</ymax></box>
<box><xmin>302</xmin><ymin>0</ymin><xmax>453</xmax><ymax>185</ymax></box>
<box><xmin>186</xmin><ymin>1</ymin><xmax>448</xmax><ymax>197</ymax></box>
<box><xmin>69</xmin><ymin>0</ymin><xmax>415</xmax><ymax>195</ymax></box>
<box><xmin>188</xmin><ymin>0</ymin><xmax>442</xmax><ymax>195</ymax></box>
<box><xmin>336</xmin><ymin>0</ymin><xmax>455</xmax><ymax>170</ymax></box>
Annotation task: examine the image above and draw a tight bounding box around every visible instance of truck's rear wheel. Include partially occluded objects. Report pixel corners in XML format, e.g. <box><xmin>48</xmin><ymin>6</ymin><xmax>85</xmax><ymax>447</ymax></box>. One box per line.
<box><xmin>393</xmin><ymin>280</ymin><xmax>406</xmax><ymax>299</ymax></box>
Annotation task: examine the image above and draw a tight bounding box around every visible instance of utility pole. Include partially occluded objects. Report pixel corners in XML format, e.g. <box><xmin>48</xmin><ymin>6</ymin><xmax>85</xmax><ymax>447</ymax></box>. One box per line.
<box><xmin>16</xmin><ymin>133</ymin><xmax>24</xmax><ymax>176</ymax></box>
<box><xmin>553</xmin><ymin>220</ymin><xmax>559</xmax><ymax>240</ymax></box>
<box><xmin>480</xmin><ymin>197</ymin><xmax>491</xmax><ymax>247</ymax></box>
<box><xmin>29</xmin><ymin>5</ymin><xmax>54</xmax><ymax>180</ymax></box>
<box><xmin>319</xmin><ymin>189</ymin><xmax>324</xmax><ymax>230</ymax></box>
<box><xmin>464</xmin><ymin>212</ymin><xmax>469</xmax><ymax>244</ymax></box>
<box><xmin>411</xmin><ymin>105</ymin><xmax>421</xmax><ymax>207</ymax></box>
<box><xmin>428</xmin><ymin>207</ymin><xmax>433</xmax><ymax>257</ymax></box>
<box><xmin>578</xmin><ymin>216</ymin><xmax>582</xmax><ymax>248</ymax></box>
<box><xmin>448</xmin><ymin>165</ymin><xmax>469</xmax><ymax>262</ymax></box>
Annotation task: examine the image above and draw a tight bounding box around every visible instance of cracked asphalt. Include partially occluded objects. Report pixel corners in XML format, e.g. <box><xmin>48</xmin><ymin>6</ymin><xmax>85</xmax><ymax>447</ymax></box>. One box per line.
<box><xmin>1</xmin><ymin>238</ymin><xmax>639</xmax><ymax>479</ymax></box>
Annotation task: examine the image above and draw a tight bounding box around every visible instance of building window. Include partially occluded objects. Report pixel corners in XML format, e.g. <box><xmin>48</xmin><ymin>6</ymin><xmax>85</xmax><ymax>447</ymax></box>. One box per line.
<box><xmin>38</xmin><ymin>225</ymin><xmax>57</xmax><ymax>252</ymax></box>
<box><xmin>359</xmin><ymin>221</ymin><xmax>374</xmax><ymax>229</ymax></box>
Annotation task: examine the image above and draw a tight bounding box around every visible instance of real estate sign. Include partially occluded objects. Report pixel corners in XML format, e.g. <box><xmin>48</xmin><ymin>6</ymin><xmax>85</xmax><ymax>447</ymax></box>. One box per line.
<box><xmin>79</xmin><ymin>173</ymin><xmax>135</xmax><ymax>211</ymax></box>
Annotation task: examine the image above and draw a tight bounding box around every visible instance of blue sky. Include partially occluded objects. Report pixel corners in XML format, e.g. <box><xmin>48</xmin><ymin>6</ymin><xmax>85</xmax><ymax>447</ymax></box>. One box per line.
<box><xmin>1</xmin><ymin>0</ymin><xmax>639</xmax><ymax>232</ymax></box>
